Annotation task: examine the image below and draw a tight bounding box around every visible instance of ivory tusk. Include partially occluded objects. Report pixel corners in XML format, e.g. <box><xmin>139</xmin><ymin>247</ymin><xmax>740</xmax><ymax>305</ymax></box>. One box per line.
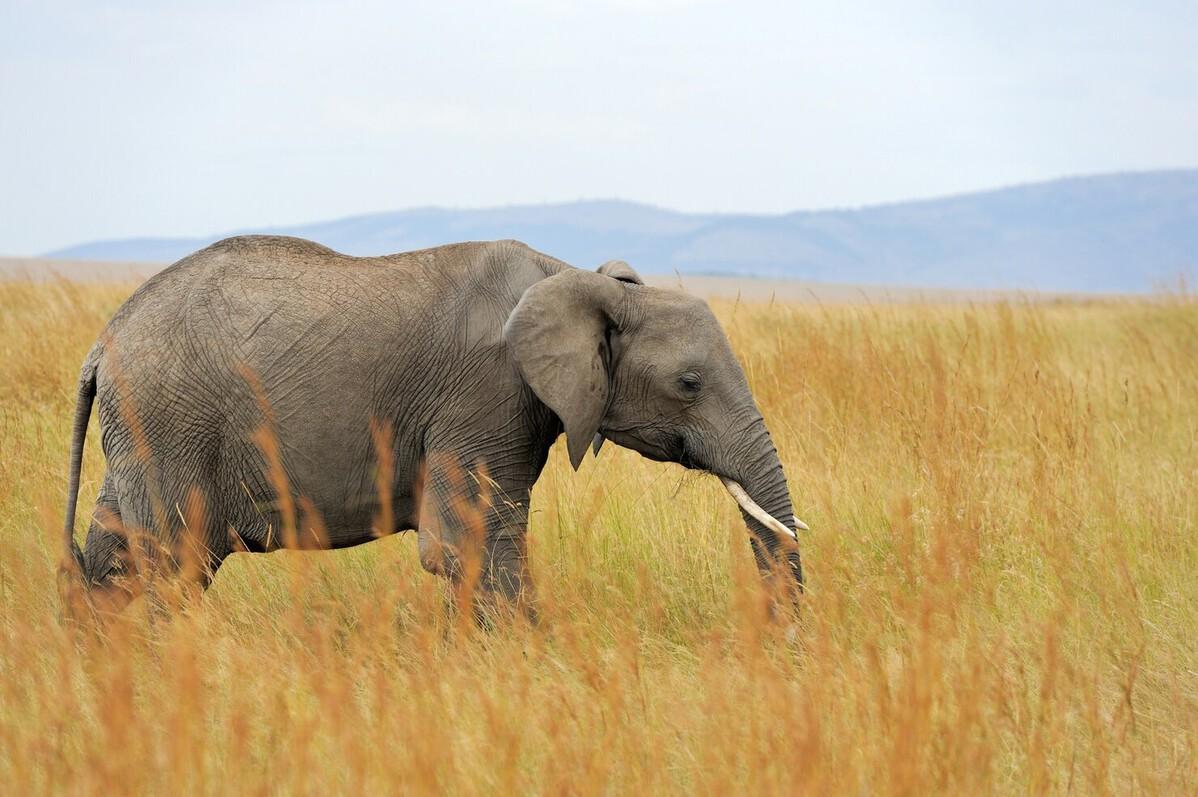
<box><xmin>718</xmin><ymin>477</ymin><xmax>801</xmax><ymax>540</ymax></box>
<box><xmin>793</xmin><ymin>515</ymin><xmax>810</xmax><ymax>532</ymax></box>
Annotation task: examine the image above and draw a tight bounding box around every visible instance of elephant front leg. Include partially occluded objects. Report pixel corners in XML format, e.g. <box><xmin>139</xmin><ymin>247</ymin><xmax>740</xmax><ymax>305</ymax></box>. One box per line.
<box><xmin>416</xmin><ymin>453</ymin><xmax>536</xmax><ymax>620</ymax></box>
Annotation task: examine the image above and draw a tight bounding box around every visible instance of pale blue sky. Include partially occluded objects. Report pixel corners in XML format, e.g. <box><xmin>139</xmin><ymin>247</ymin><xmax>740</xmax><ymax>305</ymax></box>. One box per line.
<box><xmin>2</xmin><ymin>0</ymin><xmax>1196</xmax><ymax>255</ymax></box>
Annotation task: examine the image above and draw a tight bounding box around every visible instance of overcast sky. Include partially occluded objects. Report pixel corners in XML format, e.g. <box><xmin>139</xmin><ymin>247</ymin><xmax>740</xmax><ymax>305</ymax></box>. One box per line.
<box><xmin>2</xmin><ymin>0</ymin><xmax>1196</xmax><ymax>255</ymax></box>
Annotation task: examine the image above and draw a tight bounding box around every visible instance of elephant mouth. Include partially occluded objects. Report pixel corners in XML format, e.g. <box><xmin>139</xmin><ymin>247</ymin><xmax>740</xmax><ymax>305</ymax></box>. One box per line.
<box><xmin>600</xmin><ymin>427</ymin><xmax>691</xmax><ymax>467</ymax></box>
<box><xmin>678</xmin><ymin>448</ymin><xmax>703</xmax><ymax>471</ymax></box>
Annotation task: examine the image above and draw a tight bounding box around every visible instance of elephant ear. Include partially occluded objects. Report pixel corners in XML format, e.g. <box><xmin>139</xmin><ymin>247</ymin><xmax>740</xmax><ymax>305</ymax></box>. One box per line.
<box><xmin>504</xmin><ymin>269</ymin><xmax>626</xmax><ymax>470</ymax></box>
<box><xmin>597</xmin><ymin>260</ymin><xmax>644</xmax><ymax>285</ymax></box>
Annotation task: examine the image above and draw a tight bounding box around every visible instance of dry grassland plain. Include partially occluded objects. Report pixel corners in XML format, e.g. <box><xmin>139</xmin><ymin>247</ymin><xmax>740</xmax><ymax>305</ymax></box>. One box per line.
<box><xmin>1</xmin><ymin>277</ymin><xmax>1196</xmax><ymax>794</ymax></box>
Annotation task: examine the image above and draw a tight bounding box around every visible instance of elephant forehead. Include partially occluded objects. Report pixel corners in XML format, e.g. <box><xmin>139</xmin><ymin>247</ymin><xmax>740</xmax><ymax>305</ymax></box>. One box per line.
<box><xmin>637</xmin><ymin>300</ymin><xmax>729</xmax><ymax>357</ymax></box>
<box><xmin>625</xmin><ymin>328</ymin><xmax>727</xmax><ymax>376</ymax></box>
<box><xmin>632</xmin><ymin>287</ymin><xmax>717</xmax><ymax>328</ymax></box>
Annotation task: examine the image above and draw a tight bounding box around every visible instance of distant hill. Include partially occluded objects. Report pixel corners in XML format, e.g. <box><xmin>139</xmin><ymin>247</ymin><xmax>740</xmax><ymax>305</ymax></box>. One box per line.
<box><xmin>46</xmin><ymin>170</ymin><xmax>1198</xmax><ymax>292</ymax></box>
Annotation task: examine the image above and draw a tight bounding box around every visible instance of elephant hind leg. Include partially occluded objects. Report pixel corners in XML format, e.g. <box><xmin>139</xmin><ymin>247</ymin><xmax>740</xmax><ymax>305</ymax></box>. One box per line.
<box><xmin>70</xmin><ymin>488</ymin><xmax>140</xmax><ymax>619</ymax></box>
<box><xmin>70</xmin><ymin>477</ymin><xmax>225</xmax><ymax>620</ymax></box>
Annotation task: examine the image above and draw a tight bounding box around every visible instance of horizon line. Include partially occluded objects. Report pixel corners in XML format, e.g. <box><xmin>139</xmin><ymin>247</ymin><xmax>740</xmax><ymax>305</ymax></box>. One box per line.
<box><xmin>33</xmin><ymin>165</ymin><xmax>1198</xmax><ymax>258</ymax></box>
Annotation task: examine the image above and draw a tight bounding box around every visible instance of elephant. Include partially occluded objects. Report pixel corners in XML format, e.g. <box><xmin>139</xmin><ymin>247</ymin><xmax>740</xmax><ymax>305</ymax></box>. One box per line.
<box><xmin>59</xmin><ymin>236</ymin><xmax>806</xmax><ymax>618</ymax></box>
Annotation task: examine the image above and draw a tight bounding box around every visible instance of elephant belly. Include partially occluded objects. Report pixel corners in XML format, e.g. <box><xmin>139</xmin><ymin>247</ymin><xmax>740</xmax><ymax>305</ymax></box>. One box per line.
<box><xmin>241</xmin><ymin>412</ymin><xmax>423</xmax><ymax>550</ymax></box>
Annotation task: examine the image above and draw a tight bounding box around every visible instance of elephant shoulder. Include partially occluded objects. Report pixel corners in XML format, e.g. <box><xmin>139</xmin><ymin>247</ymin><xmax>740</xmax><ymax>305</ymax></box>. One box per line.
<box><xmin>466</xmin><ymin>240</ymin><xmax>569</xmax><ymax>303</ymax></box>
<box><xmin>434</xmin><ymin>241</ymin><xmax>559</xmax><ymax>354</ymax></box>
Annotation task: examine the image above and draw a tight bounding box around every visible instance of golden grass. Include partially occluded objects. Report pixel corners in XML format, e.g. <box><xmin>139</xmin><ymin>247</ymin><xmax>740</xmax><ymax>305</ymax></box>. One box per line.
<box><xmin>1</xmin><ymin>279</ymin><xmax>1196</xmax><ymax>794</ymax></box>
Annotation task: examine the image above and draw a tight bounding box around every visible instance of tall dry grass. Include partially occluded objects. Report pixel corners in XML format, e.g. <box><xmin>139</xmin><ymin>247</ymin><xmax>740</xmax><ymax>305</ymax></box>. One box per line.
<box><xmin>1</xmin><ymin>279</ymin><xmax>1196</xmax><ymax>794</ymax></box>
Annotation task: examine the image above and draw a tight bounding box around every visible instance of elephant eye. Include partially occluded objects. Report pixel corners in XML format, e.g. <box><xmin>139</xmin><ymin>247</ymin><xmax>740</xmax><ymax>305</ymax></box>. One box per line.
<box><xmin>678</xmin><ymin>372</ymin><xmax>702</xmax><ymax>395</ymax></box>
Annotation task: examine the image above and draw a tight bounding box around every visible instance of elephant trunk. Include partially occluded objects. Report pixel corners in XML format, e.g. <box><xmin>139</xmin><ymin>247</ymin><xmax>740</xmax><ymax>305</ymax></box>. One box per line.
<box><xmin>717</xmin><ymin>417</ymin><xmax>804</xmax><ymax>593</ymax></box>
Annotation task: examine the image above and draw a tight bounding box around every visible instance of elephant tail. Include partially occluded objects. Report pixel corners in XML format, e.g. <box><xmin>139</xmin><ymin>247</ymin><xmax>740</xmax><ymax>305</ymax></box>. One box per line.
<box><xmin>61</xmin><ymin>354</ymin><xmax>98</xmax><ymax>580</ymax></box>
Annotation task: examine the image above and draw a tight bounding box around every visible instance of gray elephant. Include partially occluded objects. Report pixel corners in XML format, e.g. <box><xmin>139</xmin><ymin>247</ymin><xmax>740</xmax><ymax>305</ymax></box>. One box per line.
<box><xmin>60</xmin><ymin>236</ymin><xmax>806</xmax><ymax>617</ymax></box>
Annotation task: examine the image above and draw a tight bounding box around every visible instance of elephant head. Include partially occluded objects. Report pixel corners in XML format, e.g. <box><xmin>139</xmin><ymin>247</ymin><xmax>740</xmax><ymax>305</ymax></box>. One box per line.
<box><xmin>504</xmin><ymin>262</ymin><xmax>805</xmax><ymax>595</ymax></box>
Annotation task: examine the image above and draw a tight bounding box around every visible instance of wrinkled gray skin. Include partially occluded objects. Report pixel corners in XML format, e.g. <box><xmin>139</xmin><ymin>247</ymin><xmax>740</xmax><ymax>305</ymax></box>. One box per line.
<box><xmin>62</xmin><ymin>236</ymin><xmax>801</xmax><ymax>615</ymax></box>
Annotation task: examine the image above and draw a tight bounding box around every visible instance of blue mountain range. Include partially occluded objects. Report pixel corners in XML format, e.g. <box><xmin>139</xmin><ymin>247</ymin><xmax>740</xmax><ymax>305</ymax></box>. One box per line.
<box><xmin>47</xmin><ymin>170</ymin><xmax>1198</xmax><ymax>292</ymax></box>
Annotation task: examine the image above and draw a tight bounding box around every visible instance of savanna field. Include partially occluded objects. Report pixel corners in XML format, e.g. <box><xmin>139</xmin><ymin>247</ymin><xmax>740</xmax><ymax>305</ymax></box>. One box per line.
<box><xmin>1</xmin><ymin>279</ymin><xmax>1196</xmax><ymax>795</ymax></box>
